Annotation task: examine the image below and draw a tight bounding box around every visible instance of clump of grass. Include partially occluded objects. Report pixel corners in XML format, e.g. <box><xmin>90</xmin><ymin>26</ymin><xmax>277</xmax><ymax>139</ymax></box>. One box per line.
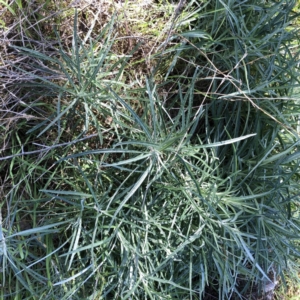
<box><xmin>1</xmin><ymin>0</ymin><xmax>300</xmax><ymax>299</ymax></box>
<box><xmin>156</xmin><ymin>0</ymin><xmax>300</xmax><ymax>298</ymax></box>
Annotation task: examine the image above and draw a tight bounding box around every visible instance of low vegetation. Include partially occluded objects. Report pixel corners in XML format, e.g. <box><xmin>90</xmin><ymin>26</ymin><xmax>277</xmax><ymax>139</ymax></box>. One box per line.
<box><xmin>1</xmin><ymin>0</ymin><xmax>300</xmax><ymax>299</ymax></box>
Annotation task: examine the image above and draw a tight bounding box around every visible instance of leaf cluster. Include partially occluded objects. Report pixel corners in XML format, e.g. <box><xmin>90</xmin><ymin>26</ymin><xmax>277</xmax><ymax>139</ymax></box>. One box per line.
<box><xmin>1</xmin><ymin>0</ymin><xmax>300</xmax><ymax>299</ymax></box>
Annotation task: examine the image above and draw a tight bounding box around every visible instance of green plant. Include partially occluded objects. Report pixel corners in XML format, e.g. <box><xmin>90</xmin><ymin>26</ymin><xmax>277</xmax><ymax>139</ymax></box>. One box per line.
<box><xmin>153</xmin><ymin>0</ymin><xmax>300</xmax><ymax>298</ymax></box>
<box><xmin>1</xmin><ymin>0</ymin><xmax>300</xmax><ymax>299</ymax></box>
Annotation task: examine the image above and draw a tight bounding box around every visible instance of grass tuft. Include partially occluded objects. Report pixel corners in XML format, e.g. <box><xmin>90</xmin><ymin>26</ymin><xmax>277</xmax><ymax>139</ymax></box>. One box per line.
<box><xmin>1</xmin><ymin>0</ymin><xmax>300</xmax><ymax>299</ymax></box>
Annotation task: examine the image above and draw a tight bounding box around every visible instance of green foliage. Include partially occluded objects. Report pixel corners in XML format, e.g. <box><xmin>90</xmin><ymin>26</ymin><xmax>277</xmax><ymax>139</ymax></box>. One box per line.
<box><xmin>1</xmin><ymin>0</ymin><xmax>300</xmax><ymax>299</ymax></box>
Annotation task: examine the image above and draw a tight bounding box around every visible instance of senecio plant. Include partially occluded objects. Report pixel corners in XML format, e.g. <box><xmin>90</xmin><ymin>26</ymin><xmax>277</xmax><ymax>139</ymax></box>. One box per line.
<box><xmin>1</xmin><ymin>0</ymin><xmax>300</xmax><ymax>299</ymax></box>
